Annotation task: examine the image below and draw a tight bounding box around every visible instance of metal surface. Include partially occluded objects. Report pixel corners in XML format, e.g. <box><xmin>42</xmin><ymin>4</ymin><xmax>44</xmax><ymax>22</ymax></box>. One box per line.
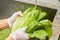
<box><xmin>0</xmin><ymin>0</ymin><xmax>57</xmax><ymax>21</ymax></box>
<box><xmin>0</xmin><ymin>0</ymin><xmax>31</xmax><ymax>19</ymax></box>
<box><xmin>14</xmin><ymin>0</ymin><xmax>58</xmax><ymax>9</ymax></box>
<box><xmin>50</xmin><ymin>2</ymin><xmax>60</xmax><ymax>40</ymax></box>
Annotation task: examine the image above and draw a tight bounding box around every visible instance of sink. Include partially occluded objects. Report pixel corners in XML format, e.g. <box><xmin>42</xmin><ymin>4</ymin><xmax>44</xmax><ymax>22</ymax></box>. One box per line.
<box><xmin>0</xmin><ymin>0</ymin><xmax>57</xmax><ymax>21</ymax></box>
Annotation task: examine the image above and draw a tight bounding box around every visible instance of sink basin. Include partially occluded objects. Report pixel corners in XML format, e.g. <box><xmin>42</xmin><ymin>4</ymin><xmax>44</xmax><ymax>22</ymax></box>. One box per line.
<box><xmin>0</xmin><ymin>0</ymin><xmax>57</xmax><ymax>21</ymax></box>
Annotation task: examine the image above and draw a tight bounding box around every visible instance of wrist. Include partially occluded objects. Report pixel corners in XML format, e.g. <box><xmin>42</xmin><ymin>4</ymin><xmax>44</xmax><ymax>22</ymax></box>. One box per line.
<box><xmin>10</xmin><ymin>33</ymin><xmax>17</xmax><ymax>40</ymax></box>
<box><xmin>8</xmin><ymin>18</ymin><xmax>13</xmax><ymax>28</ymax></box>
<box><xmin>6</xmin><ymin>36</ymin><xmax>13</xmax><ymax>40</ymax></box>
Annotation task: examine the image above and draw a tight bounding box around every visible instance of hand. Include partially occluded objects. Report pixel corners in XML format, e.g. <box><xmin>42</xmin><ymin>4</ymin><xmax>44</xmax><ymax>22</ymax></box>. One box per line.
<box><xmin>8</xmin><ymin>11</ymin><xmax>23</xmax><ymax>28</ymax></box>
<box><xmin>10</xmin><ymin>27</ymin><xmax>29</xmax><ymax>40</ymax></box>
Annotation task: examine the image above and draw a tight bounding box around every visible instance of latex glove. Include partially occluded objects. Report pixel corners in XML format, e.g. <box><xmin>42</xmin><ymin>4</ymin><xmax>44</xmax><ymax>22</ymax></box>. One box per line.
<box><xmin>8</xmin><ymin>11</ymin><xmax>23</xmax><ymax>28</ymax></box>
<box><xmin>10</xmin><ymin>27</ymin><xmax>29</xmax><ymax>40</ymax></box>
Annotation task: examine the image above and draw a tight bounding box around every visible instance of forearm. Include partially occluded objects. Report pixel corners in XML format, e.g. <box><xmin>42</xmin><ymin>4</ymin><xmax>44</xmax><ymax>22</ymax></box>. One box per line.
<box><xmin>0</xmin><ymin>19</ymin><xmax>9</xmax><ymax>30</ymax></box>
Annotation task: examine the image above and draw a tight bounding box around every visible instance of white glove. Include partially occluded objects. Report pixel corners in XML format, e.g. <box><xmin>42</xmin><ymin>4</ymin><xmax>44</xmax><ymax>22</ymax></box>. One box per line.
<box><xmin>10</xmin><ymin>27</ymin><xmax>29</xmax><ymax>40</ymax></box>
<box><xmin>8</xmin><ymin>11</ymin><xmax>23</xmax><ymax>28</ymax></box>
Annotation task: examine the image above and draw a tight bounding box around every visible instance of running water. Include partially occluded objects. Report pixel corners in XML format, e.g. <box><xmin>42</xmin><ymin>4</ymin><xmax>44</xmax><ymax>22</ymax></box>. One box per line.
<box><xmin>35</xmin><ymin>0</ymin><xmax>38</xmax><ymax>9</ymax></box>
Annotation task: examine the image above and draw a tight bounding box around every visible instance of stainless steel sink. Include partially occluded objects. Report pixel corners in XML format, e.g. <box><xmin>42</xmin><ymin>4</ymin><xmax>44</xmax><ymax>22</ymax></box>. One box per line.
<box><xmin>0</xmin><ymin>0</ymin><xmax>57</xmax><ymax>20</ymax></box>
<box><xmin>0</xmin><ymin>0</ymin><xmax>29</xmax><ymax>19</ymax></box>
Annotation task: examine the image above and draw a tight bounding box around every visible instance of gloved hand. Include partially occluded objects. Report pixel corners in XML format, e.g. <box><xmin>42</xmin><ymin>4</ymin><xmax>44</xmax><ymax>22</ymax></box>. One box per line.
<box><xmin>8</xmin><ymin>11</ymin><xmax>23</xmax><ymax>28</ymax></box>
<box><xmin>10</xmin><ymin>27</ymin><xmax>29</xmax><ymax>40</ymax></box>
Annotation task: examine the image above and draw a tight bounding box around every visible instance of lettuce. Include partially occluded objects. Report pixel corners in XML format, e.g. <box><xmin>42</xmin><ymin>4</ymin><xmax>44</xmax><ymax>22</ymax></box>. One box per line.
<box><xmin>28</xmin><ymin>30</ymin><xmax>48</xmax><ymax>39</ymax></box>
<box><xmin>0</xmin><ymin>28</ymin><xmax>11</xmax><ymax>40</ymax></box>
<box><xmin>11</xmin><ymin>6</ymin><xmax>52</xmax><ymax>40</ymax></box>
